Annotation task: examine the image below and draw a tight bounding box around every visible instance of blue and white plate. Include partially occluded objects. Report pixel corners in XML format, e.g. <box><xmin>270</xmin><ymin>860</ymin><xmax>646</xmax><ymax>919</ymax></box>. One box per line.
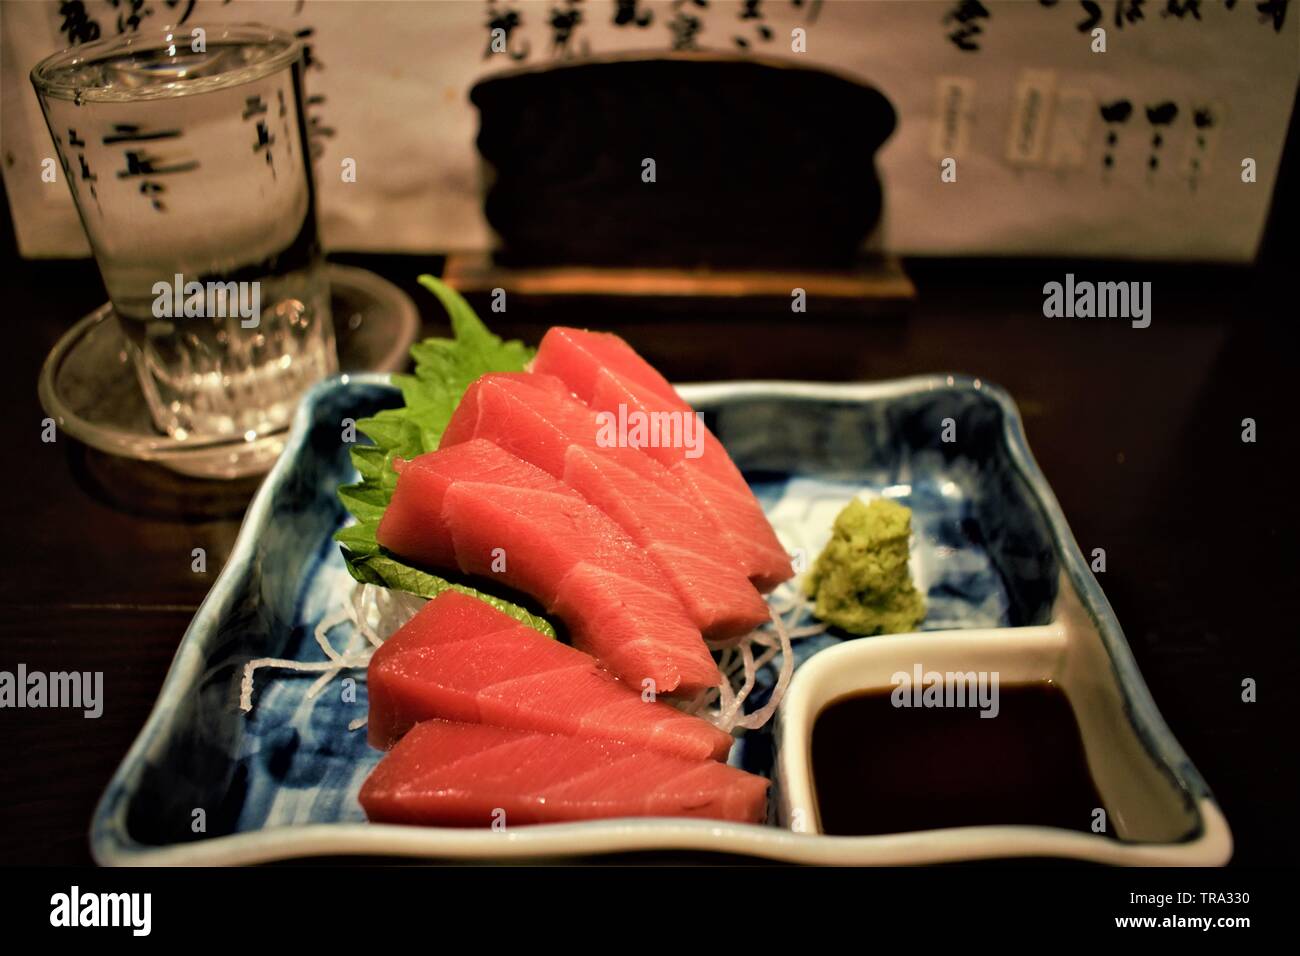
<box><xmin>90</xmin><ymin>375</ymin><xmax>1230</xmax><ymax>865</ymax></box>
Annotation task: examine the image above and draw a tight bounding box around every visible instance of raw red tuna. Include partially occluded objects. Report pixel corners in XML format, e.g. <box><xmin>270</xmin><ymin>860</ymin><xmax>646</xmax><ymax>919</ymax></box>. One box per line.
<box><xmin>534</xmin><ymin>327</ymin><xmax>792</xmax><ymax>591</ymax></box>
<box><xmin>374</xmin><ymin>439</ymin><xmax>558</xmax><ymax>571</ymax></box>
<box><xmin>442</xmin><ymin>371</ymin><xmax>665</xmax><ymax>485</ymax></box>
<box><xmin>440</xmin><ymin>373</ymin><xmax>768</xmax><ymax>637</ymax></box>
<box><xmin>443</xmin><ymin>484</ymin><xmax>721</xmax><ymax>694</ymax></box>
<box><xmin>359</xmin><ymin>719</ymin><xmax>769</xmax><ymax>827</ymax></box>
<box><xmin>367</xmin><ymin>591</ymin><xmax>733</xmax><ymax>760</ymax></box>
<box><xmin>532</xmin><ymin>326</ymin><xmax>681</xmax><ymax>406</ymax></box>
<box><xmin>561</xmin><ymin>446</ymin><xmax>768</xmax><ymax>637</ymax></box>
<box><xmin>375</xmin><ymin>440</ymin><xmax>721</xmax><ymax>695</ymax></box>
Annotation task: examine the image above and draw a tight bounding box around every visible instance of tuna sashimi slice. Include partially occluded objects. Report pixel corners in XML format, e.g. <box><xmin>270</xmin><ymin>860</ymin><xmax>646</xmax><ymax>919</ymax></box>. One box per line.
<box><xmin>439</xmin><ymin>374</ymin><xmax>767</xmax><ymax>636</ymax></box>
<box><xmin>558</xmin><ymin>443</ymin><xmax>726</xmax><ymax>564</ymax></box>
<box><xmin>644</xmin><ymin>543</ymin><xmax>771</xmax><ymax>637</ymax></box>
<box><xmin>442</xmin><ymin>372</ymin><xmax>694</xmax><ymax>494</ymax></box>
<box><xmin>367</xmin><ymin>592</ymin><xmax>733</xmax><ymax>760</ymax></box>
<box><xmin>378</xmin><ymin>440</ymin><xmax>720</xmax><ymax>695</ymax></box>
<box><xmin>551</xmin><ymin>562</ymin><xmax>723</xmax><ymax>695</ymax></box>
<box><xmin>375</xmin><ymin>439</ymin><xmax>561</xmax><ymax>571</ymax></box>
<box><xmin>533</xmin><ymin>326</ymin><xmax>681</xmax><ymax>407</ymax></box>
<box><xmin>441</xmin><ymin>373</ymin><xmax>581</xmax><ymax>478</ymax></box>
<box><xmin>379</xmin><ymin>442</ymin><xmax>659</xmax><ymax>600</ymax></box>
<box><xmin>358</xmin><ymin>719</ymin><xmax>769</xmax><ymax>827</ymax></box>
<box><xmin>442</xmin><ymin>482</ymin><xmax>663</xmax><ymax>603</ymax></box>
<box><xmin>440</xmin><ymin>371</ymin><xmax>578</xmax><ymax>459</ymax></box>
<box><xmin>531</xmin><ymin>327</ymin><xmax>791</xmax><ymax>590</ymax></box>
<box><xmin>562</xmin><ymin>446</ymin><xmax>768</xmax><ymax>637</ymax></box>
<box><xmin>588</xmin><ymin>365</ymin><xmax>745</xmax><ymax>497</ymax></box>
<box><xmin>535</xmin><ymin>326</ymin><xmax>749</xmax><ymax>492</ymax></box>
<box><xmin>443</xmin><ymin>484</ymin><xmax>720</xmax><ymax>694</ymax></box>
<box><xmin>667</xmin><ymin>463</ymin><xmax>794</xmax><ymax>593</ymax></box>
<box><xmin>586</xmin><ymin>368</ymin><xmax>792</xmax><ymax>591</ymax></box>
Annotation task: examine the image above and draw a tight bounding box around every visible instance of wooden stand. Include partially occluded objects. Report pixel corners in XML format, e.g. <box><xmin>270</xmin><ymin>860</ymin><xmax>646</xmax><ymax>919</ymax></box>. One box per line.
<box><xmin>442</xmin><ymin>252</ymin><xmax>915</xmax><ymax>314</ymax></box>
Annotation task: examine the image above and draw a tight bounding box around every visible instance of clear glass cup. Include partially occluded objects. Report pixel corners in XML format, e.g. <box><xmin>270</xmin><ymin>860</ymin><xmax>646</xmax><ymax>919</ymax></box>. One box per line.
<box><xmin>32</xmin><ymin>23</ymin><xmax>337</xmax><ymax>442</ymax></box>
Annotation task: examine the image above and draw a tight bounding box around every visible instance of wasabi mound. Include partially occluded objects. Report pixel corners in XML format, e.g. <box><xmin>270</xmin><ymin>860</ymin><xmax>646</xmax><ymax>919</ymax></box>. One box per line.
<box><xmin>804</xmin><ymin>498</ymin><xmax>926</xmax><ymax>636</ymax></box>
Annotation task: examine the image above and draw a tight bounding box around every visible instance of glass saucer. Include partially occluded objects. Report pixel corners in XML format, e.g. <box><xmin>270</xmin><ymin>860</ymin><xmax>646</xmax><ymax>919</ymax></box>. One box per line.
<box><xmin>38</xmin><ymin>264</ymin><xmax>418</xmax><ymax>479</ymax></box>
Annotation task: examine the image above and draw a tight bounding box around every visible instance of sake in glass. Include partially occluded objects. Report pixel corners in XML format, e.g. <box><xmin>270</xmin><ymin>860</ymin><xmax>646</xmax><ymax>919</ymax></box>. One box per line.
<box><xmin>32</xmin><ymin>23</ymin><xmax>336</xmax><ymax>441</ymax></box>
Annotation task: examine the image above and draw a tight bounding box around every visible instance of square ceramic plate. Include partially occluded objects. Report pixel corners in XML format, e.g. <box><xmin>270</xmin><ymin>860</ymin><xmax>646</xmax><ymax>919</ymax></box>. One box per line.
<box><xmin>90</xmin><ymin>374</ymin><xmax>1231</xmax><ymax>865</ymax></box>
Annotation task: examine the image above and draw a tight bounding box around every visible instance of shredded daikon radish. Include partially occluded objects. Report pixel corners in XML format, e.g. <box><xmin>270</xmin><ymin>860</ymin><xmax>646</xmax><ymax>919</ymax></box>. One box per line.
<box><xmin>749</xmin><ymin>642</ymin><xmax>781</xmax><ymax>676</ymax></box>
<box><xmin>730</xmin><ymin>605</ymin><xmax>795</xmax><ymax>731</ymax></box>
<box><xmin>305</xmin><ymin>667</ymin><xmax>340</xmax><ymax>700</ymax></box>
<box><xmin>704</xmin><ymin>632</ymin><xmax>751</xmax><ymax>652</ymax></box>
<box><xmin>678</xmin><ymin>587</ymin><xmax>815</xmax><ymax>733</ymax></box>
<box><xmin>312</xmin><ymin>607</ymin><xmax>350</xmax><ymax>661</ymax></box>
<box><xmin>766</xmin><ymin>580</ymin><xmax>804</xmax><ymax>617</ymax></box>
<box><xmin>767</xmin><ymin>597</ymin><xmax>797</xmax><ymax>617</ymax></box>
<box><xmin>681</xmin><ymin>686</ymin><xmax>714</xmax><ymax>713</ymax></box>
<box><xmin>717</xmin><ymin>640</ymin><xmax>757</xmax><ymax>728</ymax></box>
<box><xmin>238</xmin><ymin>655</ymin><xmax>370</xmax><ymax>712</ymax></box>
<box><xmin>787</xmin><ymin>622</ymin><xmax>828</xmax><ymax>639</ymax></box>
<box><xmin>239</xmin><ymin>582</ymin><xmax>426</xmax><ymax>716</ymax></box>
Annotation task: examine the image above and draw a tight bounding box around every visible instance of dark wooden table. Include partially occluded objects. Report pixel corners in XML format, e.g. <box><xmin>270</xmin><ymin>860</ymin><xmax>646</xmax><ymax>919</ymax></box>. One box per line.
<box><xmin>2</xmin><ymin>219</ymin><xmax>1295</xmax><ymax>864</ymax></box>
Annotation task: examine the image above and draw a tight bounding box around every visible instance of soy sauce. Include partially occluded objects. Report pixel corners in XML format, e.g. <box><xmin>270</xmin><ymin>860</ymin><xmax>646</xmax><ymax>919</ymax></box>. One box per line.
<box><xmin>811</xmin><ymin>681</ymin><xmax>1108</xmax><ymax>836</ymax></box>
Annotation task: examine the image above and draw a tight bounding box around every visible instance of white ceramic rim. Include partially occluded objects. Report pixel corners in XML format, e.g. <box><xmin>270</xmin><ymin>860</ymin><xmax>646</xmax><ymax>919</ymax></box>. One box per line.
<box><xmin>98</xmin><ymin>807</ymin><xmax>1232</xmax><ymax>867</ymax></box>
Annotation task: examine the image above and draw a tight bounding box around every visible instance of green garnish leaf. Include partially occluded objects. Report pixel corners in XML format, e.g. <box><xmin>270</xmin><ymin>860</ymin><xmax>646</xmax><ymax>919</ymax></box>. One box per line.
<box><xmin>334</xmin><ymin>275</ymin><xmax>554</xmax><ymax>637</ymax></box>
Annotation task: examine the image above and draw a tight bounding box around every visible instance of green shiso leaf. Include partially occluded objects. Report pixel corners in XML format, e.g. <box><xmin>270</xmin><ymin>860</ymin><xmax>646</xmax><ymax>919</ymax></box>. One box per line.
<box><xmin>334</xmin><ymin>275</ymin><xmax>554</xmax><ymax>638</ymax></box>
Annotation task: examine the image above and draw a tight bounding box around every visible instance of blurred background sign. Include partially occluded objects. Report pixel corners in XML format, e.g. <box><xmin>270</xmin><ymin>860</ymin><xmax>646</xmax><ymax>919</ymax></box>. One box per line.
<box><xmin>3</xmin><ymin>0</ymin><xmax>1296</xmax><ymax>263</ymax></box>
